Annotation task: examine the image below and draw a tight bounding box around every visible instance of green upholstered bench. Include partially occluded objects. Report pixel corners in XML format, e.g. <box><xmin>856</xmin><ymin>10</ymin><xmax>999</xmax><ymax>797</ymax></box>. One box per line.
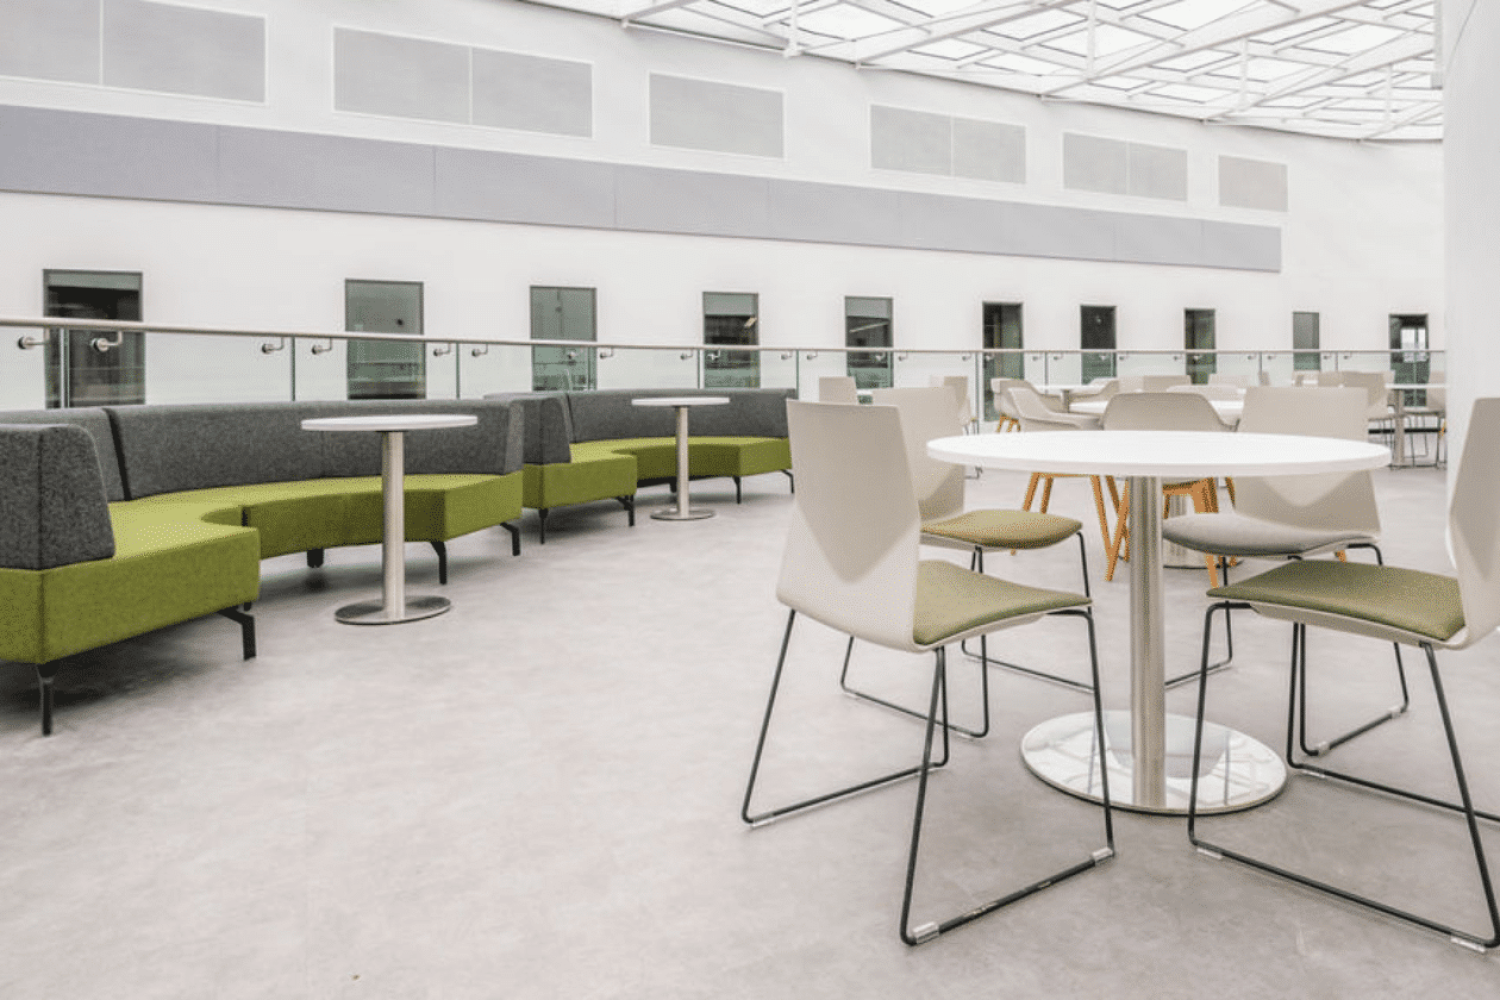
<box><xmin>487</xmin><ymin>388</ymin><xmax>794</xmax><ymax>542</ymax></box>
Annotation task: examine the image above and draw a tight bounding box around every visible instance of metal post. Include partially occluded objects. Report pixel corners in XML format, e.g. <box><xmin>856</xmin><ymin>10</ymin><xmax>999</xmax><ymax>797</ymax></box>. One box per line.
<box><xmin>383</xmin><ymin>430</ymin><xmax>405</xmax><ymax>615</ymax></box>
<box><xmin>1129</xmin><ymin>474</ymin><xmax>1166</xmax><ymax>809</ymax></box>
<box><xmin>675</xmin><ymin>404</ymin><xmax>691</xmax><ymax>514</ymax></box>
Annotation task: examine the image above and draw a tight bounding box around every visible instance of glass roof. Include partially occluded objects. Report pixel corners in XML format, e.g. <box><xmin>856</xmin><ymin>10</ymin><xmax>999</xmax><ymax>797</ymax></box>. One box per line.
<box><xmin>535</xmin><ymin>0</ymin><xmax>1441</xmax><ymax>141</ymax></box>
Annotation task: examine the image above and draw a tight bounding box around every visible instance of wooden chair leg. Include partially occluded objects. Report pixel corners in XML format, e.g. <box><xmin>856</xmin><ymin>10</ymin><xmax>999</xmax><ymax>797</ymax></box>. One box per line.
<box><xmin>1105</xmin><ymin>491</ymin><xmax>1130</xmax><ymax>582</ymax></box>
<box><xmin>1089</xmin><ymin>475</ymin><xmax>1113</xmax><ymax>553</ymax></box>
<box><xmin>1022</xmin><ymin>472</ymin><xmax>1042</xmax><ymax>511</ymax></box>
<box><xmin>1039</xmin><ymin>475</ymin><xmax>1055</xmax><ymax>512</ymax></box>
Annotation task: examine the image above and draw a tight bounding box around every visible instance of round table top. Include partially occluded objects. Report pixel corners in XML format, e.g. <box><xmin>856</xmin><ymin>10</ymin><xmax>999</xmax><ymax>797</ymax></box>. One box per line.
<box><xmin>928</xmin><ymin>430</ymin><xmax>1390</xmax><ymax>478</ymax></box>
<box><xmin>301</xmin><ymin>414</ymin><xmax>478</xmax><ymax>433</ymax></box>
<box><xmin>631</xmin><ymin>396</ymin><xmax>730</xmax><ymax>407</ymax></box>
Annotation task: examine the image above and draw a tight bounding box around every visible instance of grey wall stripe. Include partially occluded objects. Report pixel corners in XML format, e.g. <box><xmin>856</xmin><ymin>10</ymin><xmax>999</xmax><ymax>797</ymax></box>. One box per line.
<box><xmin>0</xmin><ymin>105</ymin><xmax>1280</xmax><ymax>272</ymax></box>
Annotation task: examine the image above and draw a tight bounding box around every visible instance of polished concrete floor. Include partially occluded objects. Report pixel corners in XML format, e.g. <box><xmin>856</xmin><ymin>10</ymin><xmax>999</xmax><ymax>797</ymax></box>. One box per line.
<box><xmin>2</xmin><ymin>455</ymin><xmax>1497</xmax><ymax>998</ymax></box>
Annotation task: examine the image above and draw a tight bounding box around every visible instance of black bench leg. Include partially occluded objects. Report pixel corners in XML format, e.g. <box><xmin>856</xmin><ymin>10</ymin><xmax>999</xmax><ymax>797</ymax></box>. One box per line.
<box><xmin>734</xmin><ymin>476</ymin><xmax>743</xmax><ymax>504</ymax></box>
<box><xmin>36</xmin><ymin>663</ymin><xmax>57</xmax><ymax>736</ymax></box>
<box><xmin>501</xmin><ymin>523</ymin><xmax>521</xmax><ymax>557</ymax></box>
<box><xmin>430</xmin><ymin>540</ymin><xmax>447</xmax><ymax>585</ymax></box>
<box><xmin>306</xmin><ymin>548</ymin><xmax>325</xmax><ymax>569</ymax></box>
<box><xmin>782</xmin><ymin>469</ymin><xmax>794</xmax><ymax>494</ymax></box>
<box><xmin>218</xmin><ymin>607</ymin><xmax>257</xmax><ymax>660</ymax></box>
<box><xmin>538</xmin><ymin>509</ymin><xmax>549</xmax><ymax>545</ymax></box>
<box><xmin>617</xmin><ymin>495</ymin><xmax>635</xmax><ymax>527</ymax></box>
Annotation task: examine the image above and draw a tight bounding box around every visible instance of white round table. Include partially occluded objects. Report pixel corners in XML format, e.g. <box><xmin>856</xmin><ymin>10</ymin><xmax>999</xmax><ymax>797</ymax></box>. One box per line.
<box><xmin>928</xmin><ymin>430</ymin><xmax>1391</xmax><ymax>814</ymax></box>
<box><xmin>631</xmin><ymin>397</ymin><xmax>729</xmax><ymax>520</ymax></box>
<box><xmin>302</xmin><ymin>413</ymin><xmax>477</xmax><ymax>624</ymax></box>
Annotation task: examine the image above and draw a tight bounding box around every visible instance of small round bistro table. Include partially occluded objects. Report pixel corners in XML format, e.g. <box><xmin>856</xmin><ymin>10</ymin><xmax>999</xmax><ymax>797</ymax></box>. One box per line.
<box><xmin>301</xmin><ymin>413</ymin><xmax>477</xmax><ymax>624</ymax></box>
<box><xmin>928</xmin><ymin>430</ymin><xmax>1390</xmax><ymax>815</ymax></box>
<box><xmin>631</xmin><ymin>397</ymin><xmax>729</xmax><ymax>521</ymax></box>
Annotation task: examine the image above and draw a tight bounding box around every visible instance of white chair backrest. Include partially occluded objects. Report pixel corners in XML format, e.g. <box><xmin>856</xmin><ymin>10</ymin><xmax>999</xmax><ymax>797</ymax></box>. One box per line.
<box><xmin>1142</xmin><ymin>374</ymin><xmax>1191</xmax><ymax>391</ymax></box>
<box><xmin>1166</xmin><ymin>383</ymin><xmax>1242</xmax><ymax>401</ymax></box>
<box><xmin>869</xmin><ymin>387</ymin><xmax>966</xmax><ymax>523</ymax></box>
<box><xmin>1449</xmin><ymin>398</ymin><xmax>1500</xmax><ymax>641</ymax></box>
<box><xmin>1005</xmin><ymin>383</ymin><xmax>1088</xmax><ymax>430</ymax></box>
<box><xmin>818</xmin><ymin>376</ymin><xmax>859</xmax><ymax>404</ymax></box>
<box><xmin>1313</xmin><ymin>371</ymin><xmax>1343</xmax><ymax>387</ymax></box>
<box><xmin>1086</xmin><ymin>378</ymin><xmax>1121</xmax><ymax>402</ymax></box>
<box><xmin>1339</xmin><ymin>371</ymin><xmax>1391</xmax><ymax>420</ymax></box>
<box><xmin>778</xmin><ymin>401</ymin><xmax>921</xmax><ymax>652</ymax></box>
<box><xmin>1100</xmin><ymin>391</ymin><xmax>1226</xmax><ymax>432</ymax></box>
<box><xmin>1235</xmin><ymin>387</ymin><xmax>1380</xmax><ymax>535</ymax></box>
<box><xmin>1426</xmin><ymin>385</ymin><xmax>1447</xmax><ymax>413</ymax></box>
<box><xmin>929</xmin><ymin>374</ymin><xmax>971</xmax><ymax>422</ymax></box>
<box><xmin>1208</xmin><ymin>373</ymin><xmax>1251</xmax><ymax>388</ymax></box>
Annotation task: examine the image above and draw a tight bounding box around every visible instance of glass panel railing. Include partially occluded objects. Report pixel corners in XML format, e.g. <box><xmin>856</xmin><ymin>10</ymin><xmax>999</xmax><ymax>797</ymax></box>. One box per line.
<box><xmin>1213</xmin><ymin>352</ymin><xmax>1263</xmax><ymax>387</ymax></box>
<box><xmin>597</xmin><ymin>346</ymin><xmax>699</xmax><ymax>390</ymax></box>
<box><xmin>796</xmin><ymin>350</ymin><xmax>850</xmax><ymax>401</ymax></box>
<box><xmin>1116</xmin><ymin>351</ymin><xmax>1188</xmax><ymax>381</ymax></box>
<box><xmin>454</xmin><ymin>342</ymin><xmax>533</xmax><ymax>398</ymax></box>
<box><xmin>3</xmin><ymin>323</ymin><xmax>53</xmax><ymax>409</ymax></box>
<box><xmin>146</xmin><ymin>331</ymin><xmax>293</xmax><ymax>404</ymax></box>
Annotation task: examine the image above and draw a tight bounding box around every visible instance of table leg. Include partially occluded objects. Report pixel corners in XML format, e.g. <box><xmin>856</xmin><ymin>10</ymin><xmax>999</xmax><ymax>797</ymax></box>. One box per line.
<box><xmin>334</xmin><ymin>430</ymin><xmax>453</xmax><ymax>624</ymax></box>
<box><xmin>1129</xmin><ymin>475</ymin><xmax>1167</xmax><ymax>809</ymax></box>
<box><xmin>652</xmin><ymin>405</ymin><xmax>714</xmax><ymax>521</ymax></box>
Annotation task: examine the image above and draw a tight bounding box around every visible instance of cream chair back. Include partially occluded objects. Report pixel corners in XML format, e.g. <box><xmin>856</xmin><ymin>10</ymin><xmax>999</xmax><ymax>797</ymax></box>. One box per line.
<box><xmin>1447</xmin><ymin>398</ymin><xmax>1500</xmax><ymax>643</ymax></box>
<box><xmin>929</xmin><ymin>374</ymin><xmax>971</xmax><ymax>424</ymax></box>
<box><xmin>1100</xmin><ymin>391</ymin><xmax>1226</xmax><ymax>432</ymax></box>
<box><xmin>818</xmin><ymin>376</ymin><xmax>859</xmax><ymax>404</ymax></box>
<box><xmin>778</xmin><ymin>401</ymin><xmax>922</xmax><ymax>653</ymax></box>
<box><xmin>1339</xmin><ymin>371</ymin><xmax>1392</xmax><ymax>421</ymax></box>
<box><xmin>1004</xmin><ymin>383</ymin><xmax>1096</xmax><ymax>430</ymax></box>
<box><xmin>1234</xmin><ymin>387</ymin><xmax>1379</xmax><ymax>536</ymax></box>
<box><xmin>870</xmin><ymin>387</ymin><xmax>966</xmax><ymax>523</ymax></box>
<box><xmin>1166</xmin><ymin>383</ymin><xmax>1242</xmax><ymax>401</ymax></box>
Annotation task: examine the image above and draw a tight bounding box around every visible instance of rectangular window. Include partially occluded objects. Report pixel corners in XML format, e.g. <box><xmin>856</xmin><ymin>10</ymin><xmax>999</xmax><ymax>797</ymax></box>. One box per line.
<box><xmin>346</xmin><ymin>280</ymin><xmax>424</xmax><ymax>400</ymax></box>
<box><xmin>1184</xmin><ymin>308</ymin><xmax>1216</xmax><ymax>383</ymax></box>
<box><xmin>1292</xmin><ymin>311</ymin><xmax>1320</xmax><ymax>371</ymax></box>
<box><xmin>1080</xmin><ymin>305</ymin><xmax>1116</xmax><ymax>383</ymax></box>
<box><xmin>703</xmin><ymin>292</ymin><xmax>759</xmax><ymax>388</ymax></box>
<box><xmin>530</xmin><ymin>286</ymin><xmax>597</xmax><ymax>392</ymax></box>
<box><xmin>44</xmin><ymin>270</ymin><xmax>145</xmax><ymax>408</ymax></box>
<box><xmin>845</xmin><ymin>296</ymin><xmax>893</xmax><ymax>390</ymax></box>
<box><xmin>1389</xmin><ymin>313</ymin><xmax>1430</xmax><ymax>387</ymax></box>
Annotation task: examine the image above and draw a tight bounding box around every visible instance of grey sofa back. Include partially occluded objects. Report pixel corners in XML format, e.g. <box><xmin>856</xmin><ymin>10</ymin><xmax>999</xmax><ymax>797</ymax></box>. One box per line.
<box><xmin>0</xmin><ymin>407</ymin><xmax>126</xmax><ymax>502</ymax></box>
<box><xmin>482</xmin><ymin>393</ymin><xmax>573</xmax><ymax>465</ymax></box>
<box><xmin>564</xmin><ymin>388</ymin><xmax>795</xmax><ymax>444</ymax></box>
<box><xmin>106</xmin><ymin>399</ymin><xmax>523</xmax><ymax>500</ymax></box>
<box><xmin>0</xmin><ymin>424</ymin><xmax>116</xmax><ymax>570</ymax></box>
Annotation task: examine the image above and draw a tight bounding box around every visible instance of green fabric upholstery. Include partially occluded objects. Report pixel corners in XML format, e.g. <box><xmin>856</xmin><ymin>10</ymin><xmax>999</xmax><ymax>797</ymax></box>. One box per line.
<box><xmin>1209</xmin><ymin>560</ymin><xmax>1465</xmax><ymax>643</ymax></box>
<box><xmin>586</xmin><ymin>438</ymin><xmax>678</xmax><ymax>480</ymax></box>
<box><xmin>0</xmin><ymin>503</ymin><xmax>260</xmax><ymax>665</ymax></box>
<box><xmin>523</xmin><ymin>450</ymin><xmax>637</xmax><ymax>511</ymax></box>
<box><xmin>913</xmin><ymin>560</ymin><xmax>1087</xmax><ymax>647</ymax></box>
<box><xmin>924</xmin><ymin>510</ymin><xmax>1082</xmax><ymax>550</ymax></box>
<box><xmin>689</xmin><ymin>437</ymin><xmax>793</xmax><ymax>477</ymax></box>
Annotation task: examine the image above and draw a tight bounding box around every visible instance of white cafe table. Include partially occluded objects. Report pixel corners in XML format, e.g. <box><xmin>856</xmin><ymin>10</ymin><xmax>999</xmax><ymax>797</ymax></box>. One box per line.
<box><xmin>302</xmin><ymin>413</ymin><xmax>477</xmax><ymax>624</ymax></box>
<box><xmin>928</xmin><ymin>430</ymin><xmax>1390</xmax><ymax>814</ymax></box>
<box><xmin>631</xmin><ymin>396</ymin><xmax>729</xmax><ymax>520</ymax></box>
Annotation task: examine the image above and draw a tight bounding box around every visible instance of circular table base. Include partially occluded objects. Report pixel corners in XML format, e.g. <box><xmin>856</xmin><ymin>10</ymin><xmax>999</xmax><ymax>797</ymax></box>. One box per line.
<box><xmin>1022</xmin><ymin>710</ymin><xmax>1286</xmax><ymax>816</ymax></box>
<box><xmin>335</xmin><ymin>594</ymin><xmax>452</xmax><ymax>625</ymax></box>
<box><xmin>650</xmin><ymin>508</ymin><xmax>715</xmax><ymax>521</ymax></box>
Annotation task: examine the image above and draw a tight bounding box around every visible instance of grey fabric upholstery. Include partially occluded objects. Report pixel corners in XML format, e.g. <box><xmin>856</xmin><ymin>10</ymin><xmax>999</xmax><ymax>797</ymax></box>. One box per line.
<box><xmin>565</xmin><ymin>388</ymin><xmax>794</xmax><ymax>443</ymax></box>
<box><xmin>0</xmin><ymin>407</ymin><xmax>126</xmax><ymax>502</ymax></box>
<box><xmin>106</xmin><ymin>400</ymin><xmax>524</xmax><ymax>498</ymax></box>
<box><xmin>1164</xmin><ymin>511</ymin><xmax>1375</xmax><ymax>557</ymax></box>
<box><xmin>0</xmin><ymin>424</ymin><xmax>116</xmax><ymax>570</ymax></box>
<box><xmin>483</xmin><ymin>393</ymin><xmax>573</xmax><ymax>465</ymax></box>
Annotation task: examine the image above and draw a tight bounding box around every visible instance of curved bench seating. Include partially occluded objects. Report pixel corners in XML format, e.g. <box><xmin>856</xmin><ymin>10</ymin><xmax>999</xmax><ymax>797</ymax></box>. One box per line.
<box><xmin>0</xmin><ymin>399</ymin><xmax>524</xmax><ymax>735</ymax></box>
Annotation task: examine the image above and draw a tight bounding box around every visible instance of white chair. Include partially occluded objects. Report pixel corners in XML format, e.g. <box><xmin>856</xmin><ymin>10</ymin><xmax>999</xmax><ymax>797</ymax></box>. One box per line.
<box><xmin>1166</xmin><ymin>382</ymin><xmax>1243</xmax><ymax>402</ymax></box>
<box><xmin>741</xmin><ymin>400</ymin><xmax>1114</xmax><ymax>946</ymax></box>
<box><xmin>817</xmin><ymin>376</ymin><xmax>859</xmax><ymax>404</ymax></box>
<box><xmin>1185</xmin><ymin>397</ymin><xmax>1500</xmax><ymax>950</ymax></box>
<box><xmin>1000</xmin><ymin>383</ymin><xmax>1118</xmax><ymax>555</ymax></box>
<box><xmin>928</xmin><ymin>374</ymin><xmax>976</xmax><ymax>432</ymax></box>
<box><xmin>1162</xmin><ymin>387</ymin><xmax>1409</xmax><ymax>745</ymax></box>
<box><xmin>1119</xmin><ymin>374</ymin><xmax>1190</xmax><ymax>392</ymax></box>
<box><xmin>858</xmin><ymin>387</ymin><xmax>1096</xmax><ymax>697</ymax></box>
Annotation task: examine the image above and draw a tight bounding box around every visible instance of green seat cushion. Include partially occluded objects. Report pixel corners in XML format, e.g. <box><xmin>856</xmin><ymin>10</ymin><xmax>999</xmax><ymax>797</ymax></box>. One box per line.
<box><xmin>924</xmin><ymin>510</ymin><xmax>1082</xmax><ymax>550</ymax></box>
<box><xmin>913</xmin><ymin>560</ymin><xmax>1087</xmax><ymax>647</ymax></box>
<box><xmin>581</xmin><ymin>438</ymin><xmax>678</xmax><ymax>479</ymax></box>
<box><xmin>572</xmin><ymin>436</ymin><xmax>791</xmax><ymax>482</ymax></box>
<box><xmin>1209</xmin><ymin>560</ymin><xmax>1464</xmax><ymax>642</ymax></box>
<box><xmin>524</xmin><ymin>448</ymin><xmax>638</xmax><ymax>510</ymax></box>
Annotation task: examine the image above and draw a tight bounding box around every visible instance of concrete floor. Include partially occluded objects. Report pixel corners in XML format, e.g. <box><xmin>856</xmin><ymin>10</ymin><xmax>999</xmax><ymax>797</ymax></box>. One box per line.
<box><xmin>2</xmin><ymin>457</ymin><xmax>1496</xmax><ymax>998</ymax></box>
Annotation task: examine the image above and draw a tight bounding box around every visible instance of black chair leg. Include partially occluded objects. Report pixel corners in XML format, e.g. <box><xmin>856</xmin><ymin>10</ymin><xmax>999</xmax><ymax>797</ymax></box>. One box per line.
<box><xmin>538</xmin><ymin>509</ymin><xmax>549</xmax><ymax>544</ymax></box>
<box><xmin>734</xmin><ymin>476</ymin><xmax>743</xmax><ymax>503</ymax></box>
<box><xmin>841</xmin><ymin>632</ymin><xmax>991</xmax><ymax>738</ymax></box>
<box><xmin>781</xmin><ymin>468</ymin><xmax>794</xmax><ymax>494</ymax></box>
<box><xmin>217</xmin><ymin>606</ymin><xmax>257</xmax><ymax>660</ymax></box>
<box><xmin>616</xmin><ymin>495</ymin><xmax>635</xmax><ymax>527</ymax></box>
<box><xmin>430</xmin><ymin>540</ymin><xmax>447</xmax><ymax>584</ymax></box>
<box><xmin>306</xmin><ymin>548</ymin><xmax>324</xmax><ymax>569</ymax></box>
<box><xmin>500</xmin><ymin>522</ymin><xmax>521</xmax><ymax>557</ymax></box>
<box><xmin>1190</xmin><ymin>623</ymin><xmax>1500</xmax><ymax>950</ymax></box>
<box><xmin>742</xmin><ymin>611</ymin><xmax>951</xmax><ymax>827</ymax></box>
<box><xmin>35</xmin><ymin>663</ymin><xmax>57</xmax><ymax>736</ymax></box>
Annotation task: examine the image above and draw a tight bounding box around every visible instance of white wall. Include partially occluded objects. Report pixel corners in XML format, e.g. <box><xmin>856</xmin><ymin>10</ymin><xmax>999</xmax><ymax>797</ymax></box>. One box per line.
<box><xmin>0</xmin><ymin>0</ymin><xmax>1444</xmax><ymax>405</ymax></box>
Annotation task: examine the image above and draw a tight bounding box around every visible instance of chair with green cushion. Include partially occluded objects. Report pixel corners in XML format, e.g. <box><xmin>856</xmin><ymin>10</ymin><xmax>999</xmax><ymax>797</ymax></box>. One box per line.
<box><xmin>848</xmin><ymin>387</ymin><xmax>1094</xmax><ymax>716</ymax></box>
<box><xmin>1184</xmin><ymin>397</ymin><xmax>1500</xmax><ymax>950</ymax></box>
<box><xmin>742</xmin><ymin>400</ymin><xmax>1113</xmax><ymax>946</ymax></box>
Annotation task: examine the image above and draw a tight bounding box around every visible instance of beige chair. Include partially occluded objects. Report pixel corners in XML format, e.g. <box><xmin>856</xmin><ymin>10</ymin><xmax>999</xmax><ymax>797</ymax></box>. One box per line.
<box><xmin>1185</xmin><ymin>397</ymin><xmax>1500</xmax><ymax>950</ymax></box>
<box><xmin>1119</xmin><ymin>374</ymin><xmax>1190</xmax><ymax>392</ymax></box>
<box><xmin>1162</xmin><ymin>387</ymin><xmax>1408</xmax><ymax>740</ymax></box>
<box><xmin>1099</xmin><ymin>392</ymin><xmax>1227</xmax><ymax>585</ymax></box>
<box><xmin>928</xmin><ymin>374</ymin><xmax>975</xmax><ymax>432</ymax></box>
<box><xmin>741</xmin><ymin>400</ymin><xmax>1113</xmax><ymax>946</ymax></box>
<box><xmin>817</xmin><ymin>376</ymin><xmax>859</xmax><ymax>404</ymax></box>
<box><xmin>1167</xmin><ymin>382</ymin><xmax>1243</xmax><ymax>403</ymax></box>
<box><xmin>860</xmin><ymin>387</ymin><xmax>1096</xmax><ymax>696</ymax></box>
<box><xmin>1000</xmin><ymin>383</ymin><xmax>1118</xmax><ymax>555</ymax></box>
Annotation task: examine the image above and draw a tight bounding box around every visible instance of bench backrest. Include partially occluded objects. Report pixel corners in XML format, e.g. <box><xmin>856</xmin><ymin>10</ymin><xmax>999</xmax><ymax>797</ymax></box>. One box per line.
<box><xmin>0</xmin><ymin>423</ymin><xmax>116</xmax><ymax>570</ymax></box>
<box><xmin>564</xmin><ymin>388</ymin><xmax>795</xmax><ymax>444</ymax></box>
<box><xmin>0</xmin><ymin>407</ymin><xmax>126</xmax><ymax>502</ymax></box>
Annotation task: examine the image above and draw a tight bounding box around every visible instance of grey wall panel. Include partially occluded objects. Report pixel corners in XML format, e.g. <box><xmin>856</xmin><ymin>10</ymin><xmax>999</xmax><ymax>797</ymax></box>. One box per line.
<box><xmin>615</xmin><ymin>166</ymin><xmax>772</xmax><ymax>238</ymax></box>
<box><xmin>1004</xmin><ymin>203</ymin><xmax>1119</xmax><ymax>261</ymax></box>
<box><xmin>1113</xmin><ymin>215</ymin><xmax>1203</xmax><ymax>265</ymax></box>
<box><xmin>103</xmin><ymin>0</ymin><xmax>264</xmax><ymax>102</ymax></box>
<box><xmin>650</xmin><ymin>74</ymin><xmax>783</xmax><ymax>158</ymax></box>
<box><xmin>1200</xmin><ymin>221</ymin><xmax>1283</xmax><ymax>271</ymax></box>
<box><xmin>897</xmin><ymin>191</ymin><xmax>1011</xmax><ymax>254</ymax></box>
<box><xmin>0</xmin><ymin>0</ymin><xmax>100</xmax><ymax>84</ymax></box>
<box><xmin>217</xmin><ymin>127</ymin><xmax>436</xmax><ymax>217</ymax></box>
<box><xmin>870</xmin><ymin>106</ymin><xmax>951</xmax><ymax>175</ymax></box>
<box><xmin>953</xmin><ymin>117</ymin><xmax>1025</xmax><ymax>184</ymax></box>
<box><xmin>769</xmin><ymin>180</ymin><xmax>903</xmax><ymax>246</ymax></box>
<box><xmin>1128</xmin><ymin>142</ymin><xmax>1187</xmax><ymax>201</ymax></box>
<box><xmin>471</xmin><ymin>49</ymin><xmax>591</xmax><ymax>137</ymax></box>
<box><xmin>0</xmin><ymin>104</ymin><xmax>219</xmax><ymax>202</ymax></box>
<box><xmin>334</xmin><ymin>28</ymin><xmax>468</xmax><ymax>124</ymax></box>
<box><xmin>434</xmin><ymin>148</ymin><xmax>614</xmax><ymax>228</ymax></box>
<box><xmin>1064</xmin><ymin>133</ymin><xmax>1129</xmax><ymax>195</ymax></box>
<box><xmin>1220</xmin><ymin>155</ymin><xmax>1288</xmax><ymax>211</ymax></box>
